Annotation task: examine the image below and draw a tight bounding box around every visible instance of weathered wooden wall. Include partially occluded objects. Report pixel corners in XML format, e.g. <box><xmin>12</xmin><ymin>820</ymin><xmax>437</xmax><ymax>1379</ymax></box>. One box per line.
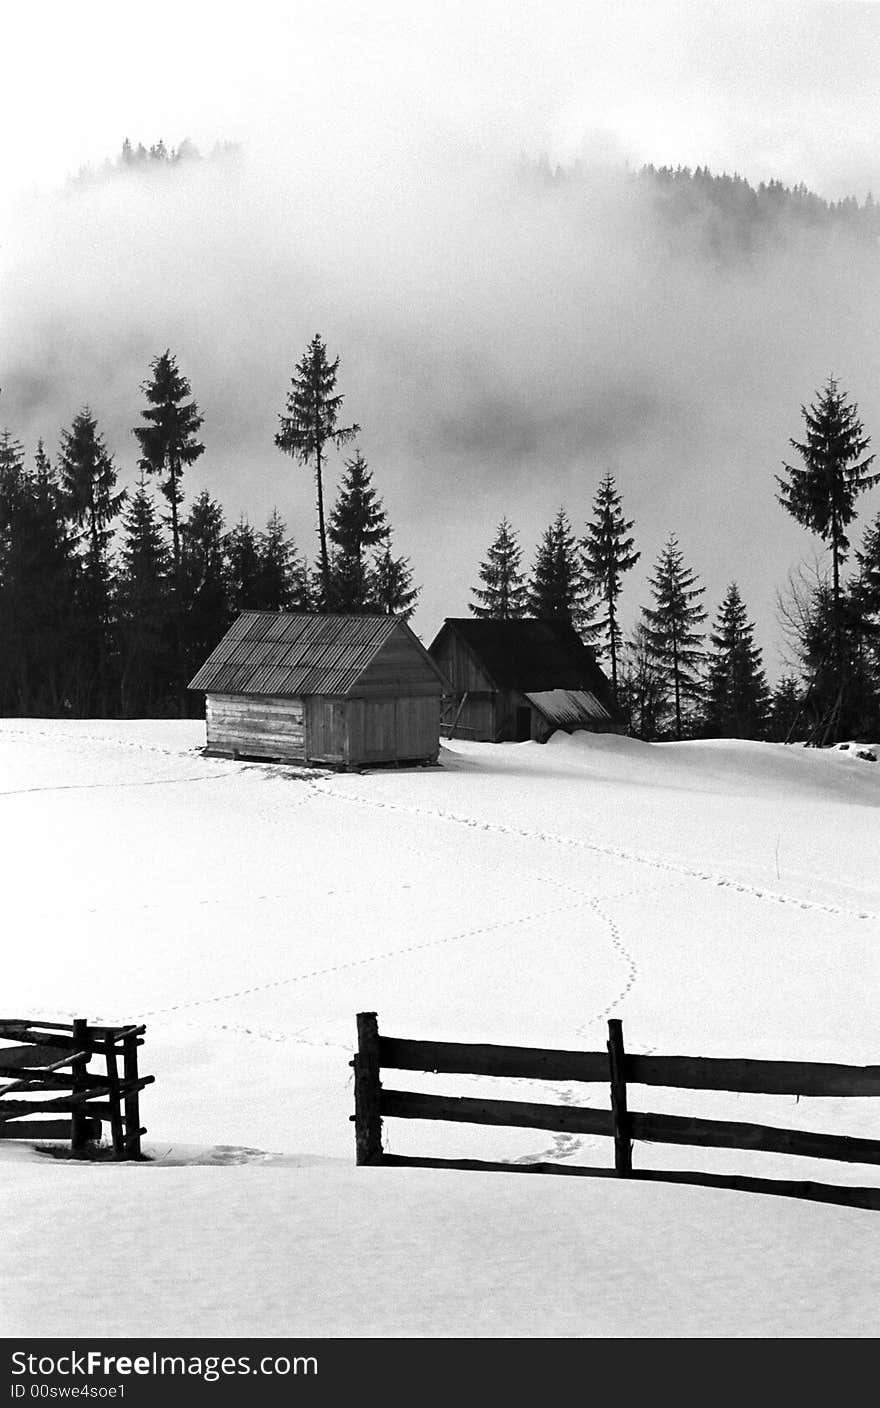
<box><xmin>345</xmin><ymin>695</ymin><xmax>441</xmax><ymax>763</ymax></box>
<box><xmin>305</xmin><ymin>696</ymin><xmax>346</xmax><ymax>764</ymax></box>
<box><xmin>355</xmin><ymin>623</ymin><xmax>446</xmax><ymax>698</ymax></box>
<box><xmin>208</xmin><ymin>691</ymin><xmax>440</xmax><ymax>766</ymax></box>
<box><xmin>431</xmin><ymin>633</ymin><xmax>494</xmax><ymax>695</ymax></box>
<box><xmin>206</xmin><ymin>693</ymin><xmax>305</xmax><ymax>759</ymax></box>
<box><xmin>450</xmin><ymin>694</ymin><xmax>497</xmax><ymax>740</ymax></box>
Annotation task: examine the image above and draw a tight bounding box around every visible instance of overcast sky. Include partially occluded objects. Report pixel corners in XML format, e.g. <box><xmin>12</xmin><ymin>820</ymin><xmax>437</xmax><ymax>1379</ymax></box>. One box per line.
<box><xmin>6</xmin><ymin>1</ymin><xmax>880</xmax><ymax>200</ymax></box>
<box><xmin>4</xmin><ymin>1</ymin><xmax>880</xmax><ymax>673</ymax></box>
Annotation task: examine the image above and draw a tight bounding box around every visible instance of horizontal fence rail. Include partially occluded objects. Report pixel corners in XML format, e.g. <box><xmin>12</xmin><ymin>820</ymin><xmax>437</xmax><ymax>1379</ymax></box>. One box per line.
<box><xmin>352</xmin><ymin>1012</ymin><xmax>880</xmax><ymax>1209</ymax></box>
<box><xmin>0</xmin><ymin>1017</ymin><xmax>153</xmax><ymax>1159</ymax></box>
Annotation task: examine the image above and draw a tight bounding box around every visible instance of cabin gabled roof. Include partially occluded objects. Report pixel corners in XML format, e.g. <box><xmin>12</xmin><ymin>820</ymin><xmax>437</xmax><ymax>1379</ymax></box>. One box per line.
<box><xmin>429</xmin><ymin>617</ymin><xmax>621</xmax><ymax>717</ymax></box>
<box><xmin>188</xmin><ymin>611</ymin><xmax>447</xmax><ymax>698</ymax></box>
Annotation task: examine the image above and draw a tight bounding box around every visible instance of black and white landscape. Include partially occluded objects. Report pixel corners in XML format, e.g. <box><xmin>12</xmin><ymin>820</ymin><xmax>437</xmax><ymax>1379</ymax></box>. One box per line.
<box><xmin>1</xmin><ymin>1</ymin><xmax>879</xmax><ymax>1342</ymax></box>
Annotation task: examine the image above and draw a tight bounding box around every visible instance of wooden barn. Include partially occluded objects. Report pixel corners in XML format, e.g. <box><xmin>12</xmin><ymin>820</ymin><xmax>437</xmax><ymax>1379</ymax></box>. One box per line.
<box><xmin>428</xmin><ymin>617</ymin><xmax>627</xmax><ymax>743</ymax></box>
<box><xmin>189</xmin><ymin>611</ymin><xmax>448</xmax><ymax>769</ymax></box>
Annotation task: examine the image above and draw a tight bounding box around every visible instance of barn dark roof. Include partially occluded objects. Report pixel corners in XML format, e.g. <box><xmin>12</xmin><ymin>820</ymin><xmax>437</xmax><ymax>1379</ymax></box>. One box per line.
<box><xmin>189</xmin><ymin>611</ymin><xmax>444</xmax><ymax>697</ymax></box>
<box><xmin>430</xmin><ymin>618</ymin><xmax>619</xmax><ymax>710</ymax></box>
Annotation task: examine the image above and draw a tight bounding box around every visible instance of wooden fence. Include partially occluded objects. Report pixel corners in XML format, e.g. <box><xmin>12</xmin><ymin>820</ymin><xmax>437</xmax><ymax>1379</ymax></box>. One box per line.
<box><xmin>0</xmin><ymin>1017</ymin><xmax>153</xmax><ymax>1159</ymax></box>
<box><xmin>351</xmin><ymin>1012</ymin><xmax>880</xmax><ymax>1209</ymax></box>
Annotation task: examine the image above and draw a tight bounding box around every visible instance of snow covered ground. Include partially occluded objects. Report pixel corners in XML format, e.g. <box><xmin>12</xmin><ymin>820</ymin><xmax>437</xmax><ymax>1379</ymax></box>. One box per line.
<box><xmin>1</xmin><ymin>720</ymin><xmax>879</xmax><ymax>1337</ymax></box>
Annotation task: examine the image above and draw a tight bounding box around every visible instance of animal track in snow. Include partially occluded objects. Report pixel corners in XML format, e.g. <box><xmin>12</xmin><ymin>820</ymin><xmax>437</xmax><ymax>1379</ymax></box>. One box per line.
<box><xmin>309</xmin><ymin>778</ymin><xmax>877</xmax><ymax>923</ymax></box>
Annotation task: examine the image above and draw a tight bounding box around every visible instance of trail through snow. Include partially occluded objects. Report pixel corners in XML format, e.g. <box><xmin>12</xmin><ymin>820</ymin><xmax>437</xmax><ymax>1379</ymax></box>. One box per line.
<box><xmin>2</xmin><ymin>720</ymin><xmax>879</xmax><ymax>1337</ymax></box>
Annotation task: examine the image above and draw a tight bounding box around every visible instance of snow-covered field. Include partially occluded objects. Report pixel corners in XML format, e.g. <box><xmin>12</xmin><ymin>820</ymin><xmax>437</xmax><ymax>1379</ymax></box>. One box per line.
<box><xmin>1</xmin><ymin>720</ymin><xmax>879</xmax><ymax>1337</ymax></box>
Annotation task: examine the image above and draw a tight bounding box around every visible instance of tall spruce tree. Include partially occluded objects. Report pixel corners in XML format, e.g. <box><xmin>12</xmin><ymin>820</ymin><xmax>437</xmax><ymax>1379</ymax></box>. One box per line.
<box><xmin>0</xmin><ymin>429</ymin><xmax>27</xmax><ymax>529</ymax></box>
<box><xmin>226</xmin><ymin>517</ymin><xmax>262</xmax><ymax>612</ymax></box>
<box><xmin>372</xmin><ymin>537</ymin><xmax>418</xmax><ymax>619</ymax></box>
<box><xmin>133</xmin><ymin>351</ymin><xmax>204</xmax><ymax>704</ymax></box>
<box><xmin>133</xmin><ymin>350</ymin><xmax>204</xmax><ymax>586</ymax></box>
<box><xmin>326</xmin><ymin>450</ymin><xmax>388</xmax><ymax>612</ymax></box>
<box><xmin>767</xmin><ymin>674</ymin><xmax>803</xmax><ymax>741</ymax></box>
<box><xmin>116</xmin><ymin>473</ymin><xmax>173</xmax><ymax>714</ymax></box>
<box><xmin>854</xmin><ymin>512</ymin><xmax>880</xmax><ymax>712</ymax></box>
<box><xmin>255</xmin><ymin>508</ymin><xmax>311</xmax><ymax>611</ymax></box>
<box><xmin>701</xmin><ymin>583</ymin><xmax>769</xmax><ymax>738</ymax></box>
<box><xmin>582</xmin><ymin>473</ymin><xmax>639</xmax><ymax>698</ymax></box>
<box><xmin>470</xmin><ymin>517</ymin><xmax>528</xmax><ymax>619</ymax></box>
<box><xmin>58</xmin><ymin>409</ymin><xmax>126</xmax><ymax>713</ymax></box>
<box><xmin>180</xmin><ymin>491</ymin><xmax>230</xmax><ymax>690</ymax></box>
<box><xmin>0</xmin><ymin>433</ymin><xmax>77</xmax><ymax>714</ymax></box>
<box><xmin>642</xmin><ymin>535</ymin><xmax>707</xmax><ymax>739</ymax></box>
<box><xmin>529</xmin><ymin>508</ymin><xmax>595</xmax><ymax>634</ymax></box>
<box><xmin>617</xmin><ymin>624</ymin><xmax>668</xmax><ymax>741</ymax></box>
<box><xmin>58</xmin><ymin>409</ymin><xmax>125</xmax><ymax>578</ymax></box>
<box><xmin>776</xmin><ymin>378</ymin><xmax>878</xmax><ymax>684</ymax></box>
<box><xmin>275</xmin><ymin>335</ymin><xmax>359</xmax><ymax>604</ymax></box>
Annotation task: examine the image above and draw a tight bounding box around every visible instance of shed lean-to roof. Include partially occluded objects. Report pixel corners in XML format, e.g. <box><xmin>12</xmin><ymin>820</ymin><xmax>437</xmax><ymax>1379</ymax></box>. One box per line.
<box><xmin>188</xmin><ymin>611</ymin><xmax>447</xmax><ymax>698</ymax></box>
<box><xmin>429</xmin><ymin>617</ymin><xmax>621</xmax><ymax>717</ymax></box>
<box><xmin>524</xmin><ymin>689</ymin><xmax>611</xmax><ymax>727</ymax></box>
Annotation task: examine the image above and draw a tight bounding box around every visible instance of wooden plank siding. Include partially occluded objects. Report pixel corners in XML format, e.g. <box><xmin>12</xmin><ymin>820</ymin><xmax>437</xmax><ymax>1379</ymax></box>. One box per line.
<box><xmin>206</xmin><ymin>693</ymin><xmax>305</xmax><ymax>759</ymax></box>
<box><xmin>305</xmin><ymin>697</ymin><xmax>346</xmax><ymax>764</ymax></box>
<box><xmin>346</xmin><ymin>696</ymin><xmax>441</xmax><ymax>764</ymax></box>
<box><xmin>430</xmin><ymin>633</ymin><xmax>496</xmax><ymax>695</ymax></box>
<box><xmin>207</xmin><ymin>691</ymin><xmax>440</xmax><ymax>766</ymax></box>
<box><xmin>353</xmin><ymin>623</ymin><xmax>447</xmax><ymax>699</ymax></box>
<box><xmin>449</xmin><ymin>695</ymin><xmax>497</xmax><ymax>740</ymax></box>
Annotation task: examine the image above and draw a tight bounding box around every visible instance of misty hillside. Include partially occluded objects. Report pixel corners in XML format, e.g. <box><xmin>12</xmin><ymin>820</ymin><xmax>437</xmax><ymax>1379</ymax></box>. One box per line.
<box><xmin>76</xmin><ymin>140</ymin><xmax>880</xmax><ymax>256</ymax></box>
<box><xmin>532</xmin><ymin>158</ymin><xmax>880</xmax><ymax>258</ymax></box>
<box><xmin>4</xmin><ymin>140</ymin><xmax>880</xmax><ymax>674</ymax></box>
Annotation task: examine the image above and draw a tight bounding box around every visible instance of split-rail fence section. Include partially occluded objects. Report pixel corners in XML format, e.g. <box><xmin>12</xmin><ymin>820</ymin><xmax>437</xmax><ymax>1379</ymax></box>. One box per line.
<box><xmin>0</xmin><ymin>1017</ymin><xmax>153</xmax><ymax>1159</ymax></box>
<box><xmin>352</xmin><ymin>1012</ymin><xmax>880</xmax><ymax>1209</ymax></box>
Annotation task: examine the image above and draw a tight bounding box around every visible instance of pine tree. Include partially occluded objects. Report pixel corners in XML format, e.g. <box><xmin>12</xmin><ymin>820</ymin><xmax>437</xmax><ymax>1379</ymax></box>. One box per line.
<box><xmin>776</xmin><ymin>378</ymin><xmax>878</xmax><ymax>683</ymax></box>
<box><xmin>133</xmin><ymin>350</ymin><xmax>204</xmax><ymax>587</ymax></box>
<box><xmin>275</xmin><ymin>335</ymin><xmax>359</xmax><ymax>604</ymax></box>
<box><xmin>529</xmin><ymin>508</ymin><xmax>595</xmax><ymax>634</ymax></box>
<box><xmin>116</xmin><ymin>473</ymin><xmax>173</xmax><ymax>714</ymax></box>
<box><xmin>255</xmin><ymin>508</ymin><xmax>311</xmax><ymax>611</ymax></box>
<box><xmin>0</xmin><ymin>429</ymin><xmax>27</xmax><ymax>527</ymax></box>
<box><xmin>767</xmin><ymin>675</ymin><xmax>802</xmax><ymax>742</ymax></box>
<box><xmin>326</xmin><ymin>450</ymin><xmax>388</xmax><ymax>611</ymax></box>
<box><xmin>855</xmin><ymin>510</ymin><xmax>880</xmax><ymax>625</ymax></box>
<box><xmin>0</xmin><ymin>433</ymin><xmax>77</xmax><ymax>713</ymax></box>
<box><xmin>701</xmin><ymin>583</ymin><xmax>769</xmax><ymax>738</ymax></box>
<box><xmin>617</xmin><ymin>624</ymin><xmax>668</xmax><ymax>741</ymax></box>
<box><xmin>642</xmin><ymin>535</ymin><xmax>707</xmax><ymax>739</ymax></box>
<box><xmin>180</xmin><ymin>492</ymin><xmax>230</xmax><ymax>690</ymax></box>
<box><xmin>470</xmin><ymin>517</ymin><xmax>528</xmax><ymax>619</ymax></box>
<box><xmin>133</xmin><ymin>351</ymin><xmax>204</xmax><ymax>706</ymax></box>
<box><xmin>372</xmin><ymin>538</ymin><xmax>418</xmax><ymax>619</ymax></box>
<box><xmin>582</xmin><ymin>473</ymin><xmax>639</xmax><ymax>699</ymax></box>
<box><xmin>58</xmin><ymin>409</ymin><xmax>125</xmax><ymax>577</ymax></box>
<box><xmin>58</xmin><ymin>409</ymin><xmax>126</xmax><ymax>713</ymax></box>
<box><xmin>226</xmin><ymin>517</ymin><xmax>262</xmax><ymax>611</ymax></box>
<box><xmin>797</xmin><ymin>579</ymin><xmax>875</xmax><ymax>739</ymax></box>
<box><xmin>854</xmin><ymin>512</ymin><xmax>880</xmax><ymax>711</ymax></box>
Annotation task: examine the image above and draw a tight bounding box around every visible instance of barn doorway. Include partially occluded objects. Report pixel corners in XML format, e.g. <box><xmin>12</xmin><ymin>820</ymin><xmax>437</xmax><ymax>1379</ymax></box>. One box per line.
<box><xmin>515</xmin><ymin>706</ymin><xmax>532</xmax><ymax>741</ymax></box>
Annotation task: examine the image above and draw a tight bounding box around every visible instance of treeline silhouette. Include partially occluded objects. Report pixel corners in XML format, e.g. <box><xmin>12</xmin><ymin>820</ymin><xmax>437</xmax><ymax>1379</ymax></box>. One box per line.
<box><xmin>0</xmin><ymin>340</ymin><xmax>416</xmax><ymax>719</ymax></box>
<box><xmin>75</xmin><ymin>141</ymin><xmax>880</xmax><ymax>258</ymax></box>
<box><xmin>521</xmin><ymin>157</ymin><xmax>880</xmax><ymax>258</ymax></box>
<box><xmin>468</xmin><ymin>379</ymin><xmax>880</xmax><ymax>744</ymax></box>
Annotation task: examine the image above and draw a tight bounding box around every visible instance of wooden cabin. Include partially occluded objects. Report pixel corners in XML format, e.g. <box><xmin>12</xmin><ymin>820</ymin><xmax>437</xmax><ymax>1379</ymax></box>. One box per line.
<box><xmin>188</xmin><ymin>611</ymin><xmax>448</xmax><ymax>769</ymax></box>
<box><xmin>428</xmin><ymin>617</ymin><xmax>627</xmax><ymax>742</ymax></box>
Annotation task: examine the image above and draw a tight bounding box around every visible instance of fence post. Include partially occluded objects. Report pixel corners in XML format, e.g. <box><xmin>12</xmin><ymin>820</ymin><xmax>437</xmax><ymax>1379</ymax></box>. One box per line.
<box><xmin>70</xmin><ymin>1018</ymin><xmax>91</xmax><ymax>1154</ymax></box>
<box><xmin>607</xmin><ymin>1018</ymin><xmax>632</xmax><ymax>1176</ymax></box>
<box><xmin>353</xmin><ymin>1012</ymin><xmax>383</xmax><ymax>1165</ymax></box>
<box><xmin>104</xmin><ymin>1036</ymin><xmax>126</xmax><ymax>1159</ymax></box>
<box><xmin>123</xmin><ymin>1033</ymin><xmax>142</xmax><ymax>1159</ymax></box>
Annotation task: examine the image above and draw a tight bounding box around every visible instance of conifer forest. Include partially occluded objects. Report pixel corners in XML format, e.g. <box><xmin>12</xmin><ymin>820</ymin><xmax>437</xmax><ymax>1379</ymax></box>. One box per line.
<box><xmin>4</xmin><ymin>146</ymin><xmax>880</xmax><ymax>742</ymax></box>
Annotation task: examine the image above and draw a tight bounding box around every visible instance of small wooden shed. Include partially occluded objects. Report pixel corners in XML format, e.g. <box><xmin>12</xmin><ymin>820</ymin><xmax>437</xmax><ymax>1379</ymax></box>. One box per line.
<box><xmin>189</xmin><ymin>611</ymin><xmax>448</xmax><ymax>768</ymax></box>
<box><xmin>428</xmin><ymin>617</ymin><xmax>626</xmax><ymax>743</ymax></box>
